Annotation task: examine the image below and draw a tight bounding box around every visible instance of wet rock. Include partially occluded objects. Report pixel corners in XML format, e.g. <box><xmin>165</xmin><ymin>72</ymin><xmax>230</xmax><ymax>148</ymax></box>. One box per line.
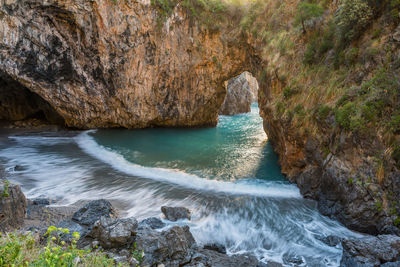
<box><xmin>72</xmin><ymin>200</ymin><xmax>116</xmax><ymax>226</ymax></box>
<box><xmin>135</xmin><ymin>225</ymin><xmax>195</xmax><ymax>266</ymax></box>
<box><xmin>139</xmin><ymin>217</ymin><xmax>165</xmax><ymax>229</ymax></box>
<box><xmin>198</xmin><ymin>249</ymin><xmax>259</xmax><ymax>267</ymax></box>
<box><xmin>0</xmin><ymin>181</ymin><xmax>27</xmax><ymax>231</ymax></box>
<box><xmin>32</xmin><ymin>198</ymin><xmax>50</xmax><ymax>206</ymax></box>
<box><xmin>203</xmin><ymin>243</ymin><xmax>227</xmax><ymax>254</ymax></box>
<box><xmin>219</xmin><ymin>72</ymin><xmax>258</xmax><ymax>116</ymax></box>
<box><xmin>340</xmin><ymin>235</ymin><xmax>400</xmax><ymax>267</ymax></box>
<box><xmin>282</xmin><ymin>252</ymin><xmax>304</xmax><ymax>265</ymax></box>
<box><xmin>161</xmin><ymin>206</ymin><xmax>191</xmax><ymax>221</ymax></box>
<box><xmin>265</xmin><ymin>262</ymin><xmax>283</xmax><ymax>267</ymax></box>
<box><xmin>317</xmin><ymin>235</ymin><xmax>342</xmax><ymax>247</ymax></box>
<box><xmin>90</xmin><ymin>216</ymin><xmax>138</xmax><ymax>249</ymax></box>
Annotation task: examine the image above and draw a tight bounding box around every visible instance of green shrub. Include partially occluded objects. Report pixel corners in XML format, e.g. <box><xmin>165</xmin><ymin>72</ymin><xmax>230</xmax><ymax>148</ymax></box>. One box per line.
<box><xmin>0</xmin><ymin>226</ymin><xmax>117</xmax><ymax>267</ymax></box>
<box><xmin>294</xmin><ymin>1</ymin><xmax>324</xmax><ymax>33</ymax></box>
<box><xmin>390</xmin><ymin>115</ymin><xmax>400</xmax><ymax>133</ymax></box>
<box><xmin>1</xmin><ymin>180</ymin><xmax>10</xmax><ymax>198</ymax></box>
<box><xmin>335</xmin><ymin>0</ymin><xmax>373</xmax><ymax>44</ymax></box>
<box><xmin>294</xmin><ymin>104</ymin><xmax>306</xmax><ymax>117</ymax></box>
<box><xmin>283</xmin><ymin>86</ymin><xmax>299</xmax><ymax>99</ymax></box>
<box><xmin>317</xmin><ymin>105</ymin><xmax>332</xmax><ymax>122</ymax></box>
<box><xmin>335</xmin><ymin>101</ymin><xmax>357</xmax><ymax>130</ymax></box>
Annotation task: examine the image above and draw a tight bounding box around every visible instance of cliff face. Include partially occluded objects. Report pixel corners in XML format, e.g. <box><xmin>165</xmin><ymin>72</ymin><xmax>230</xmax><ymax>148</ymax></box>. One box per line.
<box><xmin>0</xmin><ymin>0</ymin><xmax>259</xmax><ymax>128</ymax></box>
<box><xmin>257</xmin><ymin>4</ymin><xmax>400</xmax><ymax>235</ymax></box>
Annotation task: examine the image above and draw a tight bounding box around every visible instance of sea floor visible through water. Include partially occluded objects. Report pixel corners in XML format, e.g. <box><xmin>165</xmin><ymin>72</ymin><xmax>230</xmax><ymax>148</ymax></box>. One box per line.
<box><xmin>0</xmin><ymin>104</ymin><xmax>361</xmax><ymax>266</ymax></box>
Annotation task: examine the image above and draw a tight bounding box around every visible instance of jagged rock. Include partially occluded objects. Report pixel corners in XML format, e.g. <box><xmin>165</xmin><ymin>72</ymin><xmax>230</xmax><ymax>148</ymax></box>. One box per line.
<box><xmin>56</xmin><ymin>220</ymin><xmax>89</xmax><ymax>242</ymax></box>
<box><xmin>135</xmin><ymin>225</ymin><xmax>195</xmax><ymax>266</ymax></box>
<box><xmin>0</xmin><ymin>181</ymin><xmax>27</xmax><ymax>231</ymax></box>
<box><xmin>139</xmin><ymin>217</ymin><xmax>165</xmax><ymax>229</ymax></box>
<box><xmin>198</xmin><ymin>249</ymin><xmax>259</xmax><ymax>267</ymax></box>
<box><xmin>31</xmin><ymin>198</ymin><xmax>50</xmax><ymax>206</ymax></box>
<box><xmin>0</xmin><ymin>0</ymin><xmax>260</xmax><ymax>128</ymax></box>
<box><xmin>90</xmin><ymin>216</ymin><xmax>138</xmax><ymax>249</ymax></box>
<box><xmin>72</xmin><ymin>200</ymin><xmax>116</xmax><ymax>226</ymax></box>
<box><xmin>203</xmin><ymin>243</ymin><xmax>227</xmax><ymax>254</ymax></box>
<box><xmin>340</xmin><ymin>235</ymin><xmax>400</xmax><ymax>267</ymax></box>
<box><xmin>219</xmin><ymin>72</ymin><xmax>259</xmax><ymax>116</ymax></box>
<box><xmin>161</xmin><ymin>206</ymin><xmax>191</xmax><ymax>221</ymax></box>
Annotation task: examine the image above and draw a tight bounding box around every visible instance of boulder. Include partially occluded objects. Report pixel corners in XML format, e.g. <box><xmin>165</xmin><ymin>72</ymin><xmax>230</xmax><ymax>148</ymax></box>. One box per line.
<box><xmin>219</xmin><ymin>71</ymin><xmax>258</xmax><ymax>116</ymax></box>
<box><xmin>161</xmin><ymin>206</ymin><xmax>191</xmax><ymax>221</ymax></box>
<box><xmin>135</xmin><ymin>225</ymin><xmax>195</xmax><ymax>266</ymax></box>
<box><xmin>0</xmin><ymin>181</ymin><xmax>27</xmax><ymax>231</ymax></box>
<box><xmin>139</xmin><ymin>217</ymin><xmax>166</xmax><ymax>229</ymax></box>
<box><xmin>90</xmin><ymin>216</ymin><xmax>138</xmax><ymax>249</ymax></box>
<box><xmin>72</xmin><ymin>199</ymin><xmax>116</xmax><ymax>226</ymax></box>
<box><xmin>203</xmin><ymin>243</ymin><xmax>227</xmax><ymax>254</ymax></box>
<box><xmin>340</xmin><ymin>234</ymin><xmax>400</xmax><ymax>267</ymax></box>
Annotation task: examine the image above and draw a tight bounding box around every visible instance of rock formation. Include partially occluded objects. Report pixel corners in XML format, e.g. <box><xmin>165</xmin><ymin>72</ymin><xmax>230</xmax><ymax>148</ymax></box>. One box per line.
<box><xmin>0</xmin><ymin>180</ymin><xmax>27</xmax><ymax>231</ymax></box>
<box><xmin>219</xmin><ymin>71</ymin><xmax>259</xmax><ymax>115</ymax></box>
<box><xmin>0</xmin><ymin>0</ymin><xmax>259</xmax><ymax>128</ymax></box>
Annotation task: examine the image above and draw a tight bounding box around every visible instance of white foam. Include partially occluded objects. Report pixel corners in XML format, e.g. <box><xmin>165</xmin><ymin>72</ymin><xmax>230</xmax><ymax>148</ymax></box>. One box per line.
<box><xmin>75</xmin><ymin>131</ymin><xmax>301</xmax><ymax>198</ymax></box>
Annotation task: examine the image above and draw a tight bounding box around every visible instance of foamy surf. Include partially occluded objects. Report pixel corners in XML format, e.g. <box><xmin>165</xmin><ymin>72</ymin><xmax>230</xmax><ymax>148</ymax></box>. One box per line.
<box><xmin>75</xmin><ymin>130</ymin><xmax>301</xmax><ymax>198</ymax></box>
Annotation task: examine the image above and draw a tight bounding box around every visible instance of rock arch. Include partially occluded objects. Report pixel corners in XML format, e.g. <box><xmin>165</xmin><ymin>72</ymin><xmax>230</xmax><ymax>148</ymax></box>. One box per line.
<box><xmin>0</xmin><ymin>0</ymin><xmax>263</xmax><ymax>129</ymax></box>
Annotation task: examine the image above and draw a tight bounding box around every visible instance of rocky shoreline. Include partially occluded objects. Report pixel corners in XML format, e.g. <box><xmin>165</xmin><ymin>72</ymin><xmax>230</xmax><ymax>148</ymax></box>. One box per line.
<box><xmin>1</xmin><ymin>180</ymin><xmax>400</xmax><ymax>266</ymax></box>
<box><xmin>0</xmin><ymin>180</ymin><xmax>273</xmax><ymax>266</ymax></box>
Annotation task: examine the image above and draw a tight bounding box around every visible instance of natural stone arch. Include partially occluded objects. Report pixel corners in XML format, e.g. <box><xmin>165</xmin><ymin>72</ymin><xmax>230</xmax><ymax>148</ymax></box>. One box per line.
<box><xmin>0</xmin><ymin>0</ymin><xmax>263</xmax><ymax>129</ymax></box>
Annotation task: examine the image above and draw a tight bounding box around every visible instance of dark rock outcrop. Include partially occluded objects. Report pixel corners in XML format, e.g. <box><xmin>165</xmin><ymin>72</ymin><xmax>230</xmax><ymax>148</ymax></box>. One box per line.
<box><xmin>72</xmin><ymin>199</ymin><xmax>116</xmax><ymax>226</ymax></box>
<box><xmin>161</xmin><ymin>206</ymin><xmax>191</xmax><ymax>221</ymax></box>
<box><xmin>0</xmin><ymin>181</ymin><xmax>27</xmax><ymax>231</ymax></box>
<box><xmin>340</xmin><ymin>235</ymin><xmax>400</xmax><ymax>267</ymax></box>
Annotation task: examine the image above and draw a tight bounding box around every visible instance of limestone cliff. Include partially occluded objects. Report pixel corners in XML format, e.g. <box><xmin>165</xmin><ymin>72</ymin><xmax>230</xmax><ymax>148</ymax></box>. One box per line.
<box><xmin>0</xmin><ymin>0</ymin><xmax>259</xmax><ymax>128</ymax></box>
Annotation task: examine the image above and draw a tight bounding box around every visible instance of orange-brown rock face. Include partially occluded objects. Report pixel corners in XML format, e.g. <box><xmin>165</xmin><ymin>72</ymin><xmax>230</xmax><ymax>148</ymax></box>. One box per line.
<box><xmin>0</xmin><ymin>0</ymin><xmax>258</xmax><ymax>128</ymax></box>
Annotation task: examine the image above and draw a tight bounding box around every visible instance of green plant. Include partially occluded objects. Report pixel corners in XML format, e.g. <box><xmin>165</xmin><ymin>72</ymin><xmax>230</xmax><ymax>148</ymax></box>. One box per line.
<box><xmin>316</xmin><ymin>105</ymin><xmax>331</xmax><ymax>122</ymax></box>
<box><xmin>375</xmin><ymin>200</ymin><xmax>383</xmax><ymax>212</ymax></box>
<box><xmin>131</xmin><ymin>243</ymin><xmax>144</xmax><ymax>266</ymax></box>
<box><xmin>2</xmin><ymin>180</ymin><xmax>9</xmax><ymax>198</ymax></box>
<box><xmin>0</xmin><ymin>227</ymin><xmax>115</xmax><ymax>266</ymax></box>
<box><xmin>348</xmin><ymin>177</ymin><xmax>354</xmax><ymax>185</ymax></box>
<box><xmin>335</xmin><ymin>0</ymin><xmax>373</xmax><ymax>44</ymax></box>
<box><xmin>294</xmin><ymin>1</ymin><xmax>324</xmax><ymax>33</ymax></box>
<box><xmin>395</xmin><ymin>216</ymin><xmax>400</xmax><ymax>227</ymax></box>
<box><xmin>335</xmin><ymin>101</ymin><xmax>357</xmax><ymax>130</ymax></box>
<box><xmin>283</xmin><ymin>86</ymin><xmax>299</xmax><ymax>99</ymax></box>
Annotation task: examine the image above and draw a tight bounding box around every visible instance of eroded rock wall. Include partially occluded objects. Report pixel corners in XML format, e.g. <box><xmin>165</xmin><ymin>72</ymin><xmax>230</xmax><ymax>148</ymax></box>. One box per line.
<box><xmin>0</xmin><ymin>0</ymin><xmax>259</xmax><ymax>128</ymax></box>
<box><xmin>259</xmin><ymin>72</ymin><xmax>400</xmax><ymax>236</ymax></box>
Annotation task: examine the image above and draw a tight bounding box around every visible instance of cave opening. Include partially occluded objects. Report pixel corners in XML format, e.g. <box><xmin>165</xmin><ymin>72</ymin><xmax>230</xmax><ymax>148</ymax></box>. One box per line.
<box><xmin>0</xmin><ymin>71</ymin><xmax>65</xmax><ymax>126</ymax></box>
<box><xmin>219</xmin><ymin>71</ymin><xmax>259</xmax><ymax>116</ymax></box>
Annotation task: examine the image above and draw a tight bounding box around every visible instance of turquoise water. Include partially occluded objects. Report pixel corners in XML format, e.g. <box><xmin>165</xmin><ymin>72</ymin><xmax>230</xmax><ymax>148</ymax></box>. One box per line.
<box><xmin>0</xmin><ymin>104</ymin><xmax>361</xmax><ymax>266</ymax></box>
<box><xmin>91</xmin><ymin>103</ymin><xmax>284</xmax><ymax>182</ymax></box>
